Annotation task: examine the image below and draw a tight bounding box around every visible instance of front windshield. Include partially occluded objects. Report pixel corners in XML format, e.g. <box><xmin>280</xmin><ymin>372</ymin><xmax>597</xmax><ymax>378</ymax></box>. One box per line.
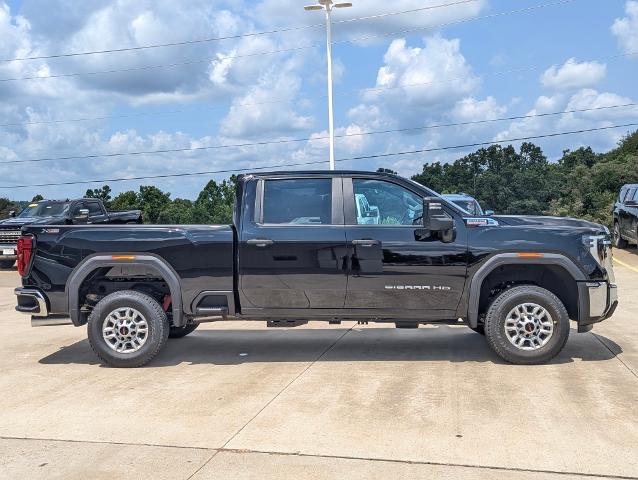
<box><xmin>18</xmin><ymin>202</ymin><xmax>70</xmax><ymax>218</ymax></box>
<box><xmin>451</xmin><ymin>199</ymin><xmax>482</xmax><ymax>216</ymax></box>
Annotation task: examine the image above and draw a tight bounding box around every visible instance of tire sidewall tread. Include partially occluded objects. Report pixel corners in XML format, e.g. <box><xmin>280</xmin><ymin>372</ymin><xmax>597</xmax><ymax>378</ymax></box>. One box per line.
<box><xmin>484</xmin><ymin>285</ymin><xmax>570</xmax><ymax>365</ymax></box>
<box><xmin>87</xmin><ymin>290</ymin><xmax>169</xmax><ymax>368</ymax></box>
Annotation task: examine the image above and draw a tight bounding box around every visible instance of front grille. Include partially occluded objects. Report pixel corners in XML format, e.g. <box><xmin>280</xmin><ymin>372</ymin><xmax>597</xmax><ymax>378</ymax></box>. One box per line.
<box><xmin>0</xmin><ymin>229</ymin><xmax>21</xmax><ymax>244</ymax></box>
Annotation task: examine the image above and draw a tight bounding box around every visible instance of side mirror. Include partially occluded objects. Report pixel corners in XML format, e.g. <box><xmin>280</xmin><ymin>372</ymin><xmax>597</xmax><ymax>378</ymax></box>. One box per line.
<box><xmin>9</xmin><ymin>210</ymin><xmax>15</xmax><ymax>218</ymax></box>
<box><xmin>74</xmin><ymin>208</ymin><xmax>89</xmax><ymax>222</ymax></box>
<box><xmin>484</xmin><ymin>209</ymin><xmax>495</xmax><ymax>216</ymax></box>
<box><xmin>423</xmin><ymin>197</ymin><xmax>454</xmax><ymax>231</ymax></box>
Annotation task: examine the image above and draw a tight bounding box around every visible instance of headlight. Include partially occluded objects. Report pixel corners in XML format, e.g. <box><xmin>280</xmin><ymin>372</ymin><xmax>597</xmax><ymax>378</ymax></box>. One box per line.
<box><xmin>582</xmin><ymin>233</ymin><xmax>612</xmax><ymax>266</ymax></box>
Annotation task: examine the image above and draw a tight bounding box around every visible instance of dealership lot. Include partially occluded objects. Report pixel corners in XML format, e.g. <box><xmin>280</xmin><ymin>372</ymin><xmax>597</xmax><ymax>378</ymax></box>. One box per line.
<box><xmin>0</xmin><ymin>249</ymin><xmax>637</xmax><ymax>479</ymax></box>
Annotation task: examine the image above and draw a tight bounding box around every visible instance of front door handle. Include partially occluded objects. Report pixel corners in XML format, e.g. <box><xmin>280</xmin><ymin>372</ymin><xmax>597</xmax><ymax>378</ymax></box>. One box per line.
<box><xmin>352</xmin><ymin>239</ymin><xmax>380</xmax><ymax>247</ymax></box>
<box><xmin>247</xmin><ymin>238</ymin><xmax>274</xmax><ymax>247</ymax></box>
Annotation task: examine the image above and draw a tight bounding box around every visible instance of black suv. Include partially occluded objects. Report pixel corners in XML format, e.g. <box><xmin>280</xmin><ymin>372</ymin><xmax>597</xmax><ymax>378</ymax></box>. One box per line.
<box><xmin>613</xmin><ymin>184</ymin><xmax>638</xmax><ymax>248</ymax></box>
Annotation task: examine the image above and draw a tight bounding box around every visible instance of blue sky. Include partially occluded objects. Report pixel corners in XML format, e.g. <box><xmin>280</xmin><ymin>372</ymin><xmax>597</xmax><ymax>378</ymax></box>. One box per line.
<box><xmin>0</xmin><ymin>0</ymin><xmax>637</xmax><ymax>200</ymax></box>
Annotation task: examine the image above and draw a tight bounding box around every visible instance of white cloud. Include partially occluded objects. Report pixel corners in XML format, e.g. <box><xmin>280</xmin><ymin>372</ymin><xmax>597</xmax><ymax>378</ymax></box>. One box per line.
<box><xmin>451</xmin><ymin>97</ymin><xmax>507</xmax><ymax>122</ymax></box>
<box><xmin>219</xmin><ymin>56</ymin><xmax>314</xmax><ymax>138</ymax></box>
<box><xmin>612</xmin><ymin>1</ymin><xmax>638</xmax><ymax>55</ymax></box>
<box><xmin>362</xmin><ymin>36</ymin><xmax>480</xmax><ymax>126</ymax></box>
<box><xmin>250</xmin><ymin>0</ymin><xmax>487</xmax><ymax>44</ymax></box>
<box><xmin>540</xmin><ymin>58</ymin><xmax>607</xmax><ymax>90</ymax></box>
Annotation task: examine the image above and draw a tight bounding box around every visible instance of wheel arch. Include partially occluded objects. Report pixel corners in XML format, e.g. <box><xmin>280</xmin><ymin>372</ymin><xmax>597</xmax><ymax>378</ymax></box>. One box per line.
<box><xmin>66</xmin><ymin>253</ymin><xmax>183</xmax><ymax>327</ymax></box>
<box><xmin>467</xmin><ymin>253</ymin><xmax>586</xmax><ymax>328</ymax></box>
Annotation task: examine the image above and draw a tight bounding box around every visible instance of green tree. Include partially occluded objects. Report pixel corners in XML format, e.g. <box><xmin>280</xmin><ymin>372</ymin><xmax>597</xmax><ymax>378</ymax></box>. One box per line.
<box><xmin>85</xmin><ymin>185</ymin><xmax>112</xmax><ymax>207</ymax></box>
<box><xmin>194</xmin><ymin>177</ymin><xmax>236</xmax><ymax>224</ymax></box>
<box><xmin>110</xmin><ymin>191</ymin><xmax>139</xmax><ymax>212</ymax></box>
<box><xmin>138</xmin><ymin>185</ymin><xmax>171</xmax><ymax>224</ymax></box>
<box><xmin>31</xmin><ymin>194</ymin><xmax>44</xmax><ymax>202</ymax></box>
<box><xmin>0</xmin><ymin>198</ymin><xmax>18</xmax><ymax>219</ymax></box>
<box><xmin>157</xmin><ymin>199</ymin><xmax>195</xmax><ymax>224</ymax></box>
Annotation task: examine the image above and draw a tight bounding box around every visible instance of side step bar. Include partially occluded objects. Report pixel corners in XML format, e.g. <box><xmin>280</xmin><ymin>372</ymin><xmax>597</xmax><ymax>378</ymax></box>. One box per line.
<box><xmin>31</xmin><ymin>316</ymin><xmax>73</xmax><ymax>327</ymax></box>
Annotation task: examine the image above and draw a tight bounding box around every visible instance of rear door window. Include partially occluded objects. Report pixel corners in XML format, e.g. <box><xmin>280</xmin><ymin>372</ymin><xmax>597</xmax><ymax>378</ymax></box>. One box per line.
<box><xmin>87</xmin><ymin>202</ymin><xmax>104</xmax><ymax>216</ymax></box>
<box><xmin>262</xmin><ymin>179</ymin><xmax>332</xmax><ymax>225</ymax></box>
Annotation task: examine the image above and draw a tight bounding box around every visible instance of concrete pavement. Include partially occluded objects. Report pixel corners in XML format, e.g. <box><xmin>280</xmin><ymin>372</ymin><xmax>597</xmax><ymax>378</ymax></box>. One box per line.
<box><xmin>1</xmin><ymin>250</ymin><xmax>637</xmax><ymax>479</ymax></box>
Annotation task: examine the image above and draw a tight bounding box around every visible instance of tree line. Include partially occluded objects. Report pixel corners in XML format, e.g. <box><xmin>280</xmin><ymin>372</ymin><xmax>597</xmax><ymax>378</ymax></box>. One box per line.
<box><xmin>1</xmin><ymin>130</ymin><xmax>637</xmax><ymax>226</ymax></box>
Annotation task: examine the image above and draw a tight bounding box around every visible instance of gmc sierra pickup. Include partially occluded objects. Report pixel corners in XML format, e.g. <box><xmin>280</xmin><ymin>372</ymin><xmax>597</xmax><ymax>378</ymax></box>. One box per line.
<box><xmin>14</xmin><ymin>171</ymin><xmax>618</xmax><ymax>367</ymax></box>
<box><xmin>0</xmin><ymin>198</ymin><xmax>142</xmax><ymax>269</ymax></box>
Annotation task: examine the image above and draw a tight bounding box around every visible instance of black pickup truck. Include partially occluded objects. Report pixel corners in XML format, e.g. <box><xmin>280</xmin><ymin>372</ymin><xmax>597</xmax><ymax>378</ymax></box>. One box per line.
<box><xmin>14</xmin><ymin>171</ymin><xmax>617</xmax><ymax>367</ymax></box>
<box><xmin>0</xmin><ymin>198</ymin><xmax>141</xmax><ymax>269</ymax></box>
<box><xmin>613</xmin><ymin>183</ymin><xmax>638</xmax><ymax>248</ymax></box>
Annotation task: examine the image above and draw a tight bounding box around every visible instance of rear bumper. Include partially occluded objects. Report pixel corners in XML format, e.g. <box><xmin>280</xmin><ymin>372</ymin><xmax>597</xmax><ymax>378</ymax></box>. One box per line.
<box><xmin>14</xmin><ymin>288</ymin><xmax>72</xmax><ymax>326</ymax></box>
<box><xmin>15</xmin><ymin>287</ymin><xmax>48</xmax><ymax>316</ymax></box>
<box><xmin>577</xmin><ymin>281</ymin><xmax>618</xmax><ymax>331</ymax></box>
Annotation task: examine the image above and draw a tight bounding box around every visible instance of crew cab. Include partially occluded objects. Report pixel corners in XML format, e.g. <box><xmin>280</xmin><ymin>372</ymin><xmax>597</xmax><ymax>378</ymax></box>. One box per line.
<box><xmin>14</xmin><ymin>171</ymin><xmax>617</xmax><ymax>367</ymax></box>
<box><xmin>0</xmin><ymin>198</ymin><xmax>141</xmax><ymax>269</ymax></box>
<box><xmin>613</xmin><ymin>183</ymin><xmax>638</xmax><ymax>248</ymax></box>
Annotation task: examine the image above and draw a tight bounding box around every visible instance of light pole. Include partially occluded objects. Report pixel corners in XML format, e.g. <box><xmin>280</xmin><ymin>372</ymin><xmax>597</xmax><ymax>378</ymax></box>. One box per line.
<box><xmin>304</xmin><ymin>0</ymin><xmax>352</xmax><ymax>170</ymax></box>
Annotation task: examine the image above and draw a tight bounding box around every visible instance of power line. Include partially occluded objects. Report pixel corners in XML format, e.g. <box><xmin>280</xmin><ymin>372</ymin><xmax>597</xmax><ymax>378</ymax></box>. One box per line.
<box><xmin>1</xmin><ymin>0</ymin><xmax>478</xmax><ymax>63</ymax></box>
<box><xmin>1</xmin><ymin>122</ymin><xmax>636</xmax><ymax>189</ymax></box>
<box><xmin>2</xmin><ymin>103</ymin><xmax>636</xmax><ymax>166</ymax></box>
<box><xmin>0</xmin><ymin>44</ymin><xmax>317</xmax><ymax>83</ymax></box>
<box><xmin>335</xmin><ymin>0</ymin><xmax>478</xmax><ymax>24</ymax></box>
<box><xmin>5</xmin><ymin>48</ymin><xmax>635</xmax><ymax>129</ymax></box>
<box><xmin>0</xmin><ymin>0</ymin><xmax>578</xmax><ymax>83</ymax></box>
<box><xmin>0</xmin><ymin>24</ymin><xmax>324</xmax><ymax>63</ymax></box>
<box><xmin>336</xmin><ymin>0</ymin><xmax>579</xmax><ymax>46</ymax></box>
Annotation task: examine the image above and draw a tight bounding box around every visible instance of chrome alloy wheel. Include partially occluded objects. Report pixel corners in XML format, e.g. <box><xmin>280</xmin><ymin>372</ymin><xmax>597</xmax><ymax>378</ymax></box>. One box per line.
<box><xmin>504</xmin><ymin>303</ymin><xmax>554</xmax><ymax>351</ymax></box>
<box><xmin>102</xmin><ymin>307</ymin><xmax>149</xmax><ymax>354</ymax></box>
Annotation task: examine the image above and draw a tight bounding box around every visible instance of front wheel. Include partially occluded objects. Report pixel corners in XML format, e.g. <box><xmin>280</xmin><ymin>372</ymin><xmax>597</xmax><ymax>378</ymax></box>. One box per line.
<box><xmin>614</xmin><ymin>222</ymin><xmax>628</xmax><ymax>248</ymax></box>
<box><xmin>484</xmin><ymin>285</ymin><xmax>570</xmax><ymax>365</ymax></box>
<box><xmin>87</xmin><ymin>290</ymin><xmax>169</xmax><ymax>368</ymax></box>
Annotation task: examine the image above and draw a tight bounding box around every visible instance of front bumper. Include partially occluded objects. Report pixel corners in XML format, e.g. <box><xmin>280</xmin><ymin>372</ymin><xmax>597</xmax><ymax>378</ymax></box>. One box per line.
<box><xmin>0</xmin><ymin>244</ymin><xmax>17</xmax><ymax>261</ymax></box>
<box><xmin>577</xmin><ymin>281</ymin><xmax>618</xmax><ymax>332</ymax></box>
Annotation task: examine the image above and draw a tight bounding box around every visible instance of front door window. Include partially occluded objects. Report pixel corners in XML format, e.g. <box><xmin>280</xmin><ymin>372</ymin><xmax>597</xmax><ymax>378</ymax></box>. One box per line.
<box><xmin>352</xmin><ymin>179</ymin><xmax>422</xmax><ymax>226</ymax></box>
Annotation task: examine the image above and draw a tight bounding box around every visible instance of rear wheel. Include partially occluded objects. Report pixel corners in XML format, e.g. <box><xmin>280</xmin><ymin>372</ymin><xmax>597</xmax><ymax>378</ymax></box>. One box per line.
<box><xmin>614</xmin><ymin>222</ymin><xmax>628</xmax><ymax>248</ymax></box>
<box><xmin>87</xmin><ymin>290</ymin><xmax>169</xmax><ymax>368</ymax></box>
<box><xmin>169</xmin><ymin>323</ymin><xmax>199</xmax><ymax>338</ymax></box>
<box><xmin>484</xmin><ymin>285</ymin><xmax>570</xmax><ymax>365</ymax></box>
<box><xmin>0</xmin><ymin>260</ymin><xmax>14</xmax><ymax>269</ymax></box>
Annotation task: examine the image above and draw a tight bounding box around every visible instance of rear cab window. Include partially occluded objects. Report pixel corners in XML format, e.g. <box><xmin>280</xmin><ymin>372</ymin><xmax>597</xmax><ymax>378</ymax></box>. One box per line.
<box><xmin>262</xmin><ymin>178</ymin><xmax>333</xmax><ymax>225</ymax></box>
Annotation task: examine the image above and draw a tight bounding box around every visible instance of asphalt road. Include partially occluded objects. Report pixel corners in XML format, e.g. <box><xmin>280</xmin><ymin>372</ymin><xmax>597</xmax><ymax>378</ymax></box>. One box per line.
<box><xmin>1</xmin><ymin>249</ymin><xmax>637</xmax><ymax>479</ymax></box>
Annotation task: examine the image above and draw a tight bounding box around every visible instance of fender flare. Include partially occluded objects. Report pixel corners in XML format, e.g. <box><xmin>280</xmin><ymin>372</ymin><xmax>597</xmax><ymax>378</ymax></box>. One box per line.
<box><xmin>66</xmin><ymin>253</ymin><xmax>183</xmax><ymax>326</ymax></box>
<box><xmin>467</xmin><ymin>253</ymin><xmax>586</xmax><ymax>327</ymax></box>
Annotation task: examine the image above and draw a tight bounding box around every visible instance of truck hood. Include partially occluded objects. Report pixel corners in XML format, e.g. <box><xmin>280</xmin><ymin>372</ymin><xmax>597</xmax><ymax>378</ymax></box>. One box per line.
<box><xmin>0</xmin><ymin>216</ymin><xmax>64</xmax><ymax>227</ymax></box>
<box><xmin>493</xmin><ymin>215</ymin><xmax>606</xmax><ymax>231</ymax></box>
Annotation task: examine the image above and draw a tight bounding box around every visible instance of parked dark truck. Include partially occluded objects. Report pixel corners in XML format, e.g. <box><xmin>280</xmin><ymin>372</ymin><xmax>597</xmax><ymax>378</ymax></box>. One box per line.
<box><xmin>0</xmin><ymin>198</ymin><xmax>142</xmax><ymax>269</ymax></box>
<box><xmin>14</xmin><ymin>171</ymin><xmax>617</xmax><ymax>367</ymax></box>
<box><xmin>613</xmin><ymin>183</ymin><xmax>638</xmax><ymax>248</ymax></box>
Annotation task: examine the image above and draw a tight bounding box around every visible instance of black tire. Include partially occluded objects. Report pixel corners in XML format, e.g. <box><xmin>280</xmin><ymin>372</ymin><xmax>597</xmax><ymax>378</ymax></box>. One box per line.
<box><xmin>484</xmin><ymin>285</ymin><xmax>570</xmax><ymax>365</ymax></box>
<box><xmin>0</xmin><ymin>260</ymin><xmax>14</xmax><ymax>269</ymax></box>
<box><xmin>469</xmin><ymin>325</ymin><xmax>485</xmax><ymax>335</ymax></box>
<box><xmin>87</xmin><ymin>290</ymin><xmax>169</xmax><ymax>368</ymax></box>
<box><xmin>614</xmin><ymin>222</ymin><xmax>628</xmax><ymax>249</ymax></box>
<box><xmin>169</xmin><ymin>323</ymin><xmax>199</xmax><ymax>339</ymax></box>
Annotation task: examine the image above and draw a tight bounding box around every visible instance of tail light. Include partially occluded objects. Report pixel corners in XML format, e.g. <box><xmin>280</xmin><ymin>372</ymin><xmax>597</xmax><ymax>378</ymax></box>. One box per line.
<box><xmin>16</xmin><ymin>235</ymin><xmax>34</xmax><ymax>277</ymax></box>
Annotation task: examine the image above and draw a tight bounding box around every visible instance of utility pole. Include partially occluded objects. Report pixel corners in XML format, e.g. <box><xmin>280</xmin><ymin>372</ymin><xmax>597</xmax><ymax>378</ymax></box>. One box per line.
<box><xmin>304</xmin><ymin>0</ymin><xmax>353</xmax><ymax>170</ymax></box>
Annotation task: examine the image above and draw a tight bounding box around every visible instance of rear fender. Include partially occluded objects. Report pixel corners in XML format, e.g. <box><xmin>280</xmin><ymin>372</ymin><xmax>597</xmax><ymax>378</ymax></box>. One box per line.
<box><xmin>66</xmin><ymin>253</ymin><xmax>183</xmax><ymax>326</ymax></box>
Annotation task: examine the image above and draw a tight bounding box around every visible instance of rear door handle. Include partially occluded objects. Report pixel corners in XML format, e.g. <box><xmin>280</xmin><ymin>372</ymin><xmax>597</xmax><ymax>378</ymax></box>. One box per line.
<box><xmin>352</xmin><ymin>239</ymin><xmax>380</xmax><ymax>247</ymax></box>
<box><xmin>247</xmin><ymin>238</ymin><xmax>274</xmax><ymax>247</ymax></box>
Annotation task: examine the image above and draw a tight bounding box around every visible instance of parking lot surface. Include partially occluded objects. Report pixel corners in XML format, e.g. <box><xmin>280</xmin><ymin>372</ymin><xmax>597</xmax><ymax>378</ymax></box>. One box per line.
<box><xmin>1</xmin><ymin>248</ymin><xmax>637</xmax><ymax>479</ymax></box>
